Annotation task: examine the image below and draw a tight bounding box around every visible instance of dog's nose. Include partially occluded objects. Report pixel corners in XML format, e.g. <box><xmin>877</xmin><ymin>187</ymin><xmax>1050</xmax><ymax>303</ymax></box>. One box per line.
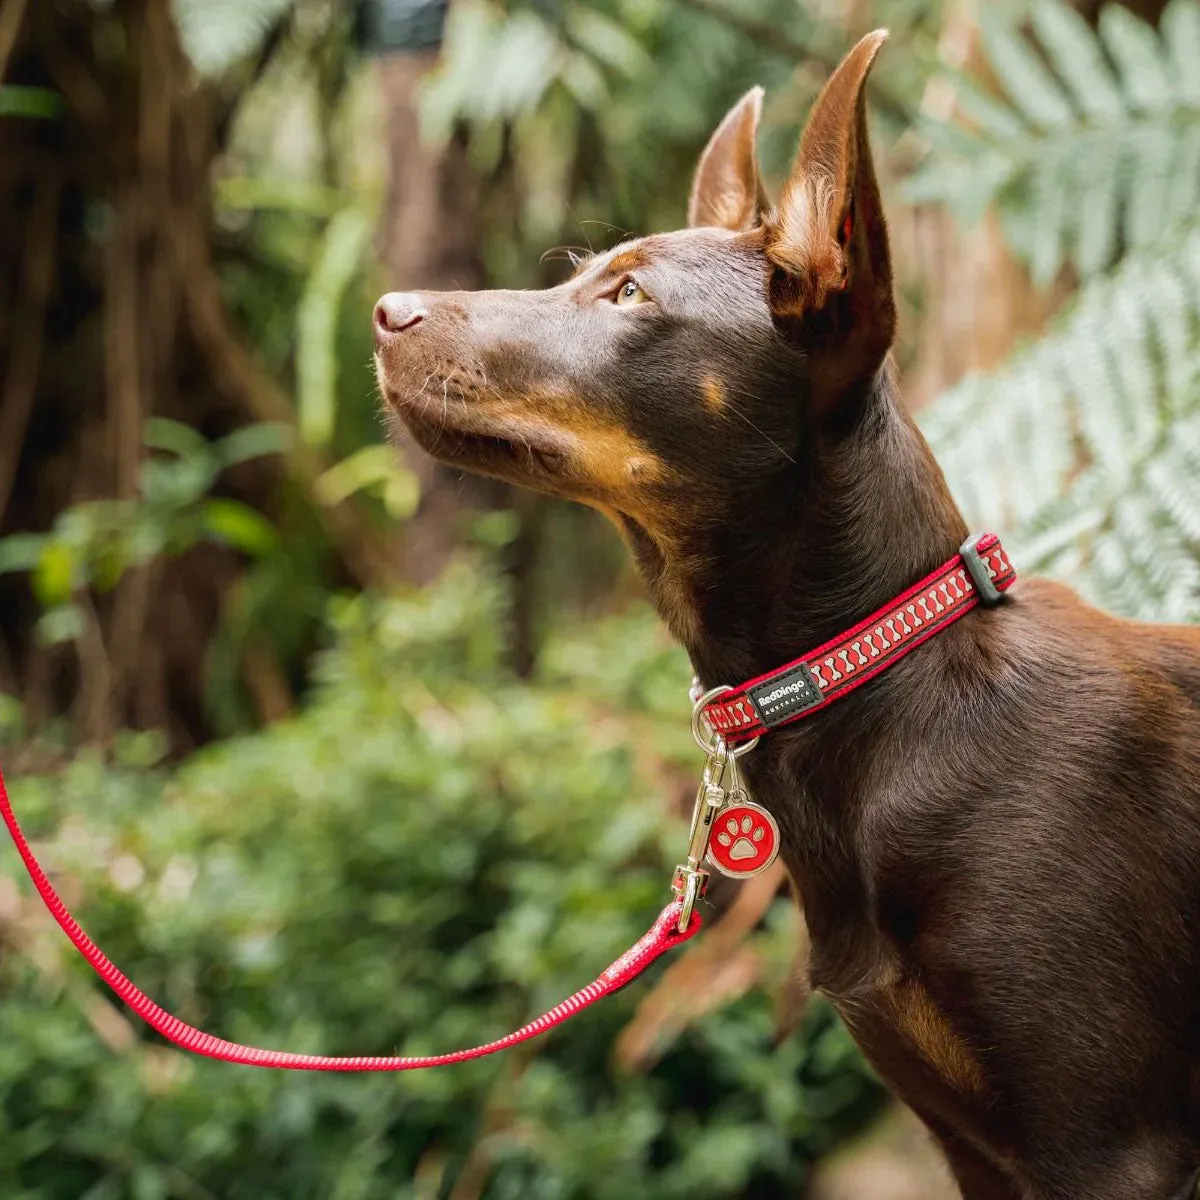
<box><xmin>374</xmin><ymin>292</ymin><xmax>426</xmax><ymax>338</ymax></box>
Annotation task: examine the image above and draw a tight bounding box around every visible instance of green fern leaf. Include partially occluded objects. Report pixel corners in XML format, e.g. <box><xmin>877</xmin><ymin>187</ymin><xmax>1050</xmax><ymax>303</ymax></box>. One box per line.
<box><xmin>980</xmin><ymin>13</ymin><xmax>1075</xmax><ymax>129</ymax></box>
<box><xmin>923</xmin><ymin>227</ymin><xmax>1200</xmax><ymax>623</ymax></box>
<box><xmin>1099</xmin><ymin>5</ymin><xmax>1173</xmax><ymax>112</ymax></box>
<box><xmin>1163</xmin><ymin>0</ymin><xmax>1200</xmax><ymax>104</ymax></box>
<box><xmin>1031</xmin><ymin>1</ymin><xmax>1123</xmax><ymax>122</ymax></box>
<box><xmin>909</xmin><ymin>0</ymin><xmax>1200</xmax><ymax>280</ymax></box>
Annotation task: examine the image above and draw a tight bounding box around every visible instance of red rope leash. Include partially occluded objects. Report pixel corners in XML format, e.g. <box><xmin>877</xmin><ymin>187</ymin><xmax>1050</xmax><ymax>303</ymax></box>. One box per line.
<box><xmin>0</xmin><ymin>762</ymin><xmax>700</xmax><ymax>1071</ymax></box>
<box><xmin>0</xmin><ymin>532</ymin><xmax>1017</xmax><ymax>1070</ymax></box>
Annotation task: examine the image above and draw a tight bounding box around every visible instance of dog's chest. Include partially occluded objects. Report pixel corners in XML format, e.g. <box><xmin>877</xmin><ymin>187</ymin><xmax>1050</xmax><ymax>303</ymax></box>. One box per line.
<box><xmin>830</xmin><ymin>975</ymin><xmax>995</xmax><ymax>1137</ymax></box>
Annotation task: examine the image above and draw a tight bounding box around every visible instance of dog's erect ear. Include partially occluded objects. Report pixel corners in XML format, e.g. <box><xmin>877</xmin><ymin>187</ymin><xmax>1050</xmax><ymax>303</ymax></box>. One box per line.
<box><xmin>766</xmin><ymin>31</ymin><xmax>895</xmax><ymax>396</ymax></box>
<box><xmin>688</xmin><ymin>87</ymin><xmax>765</xmax><ymax>232</ymax></box>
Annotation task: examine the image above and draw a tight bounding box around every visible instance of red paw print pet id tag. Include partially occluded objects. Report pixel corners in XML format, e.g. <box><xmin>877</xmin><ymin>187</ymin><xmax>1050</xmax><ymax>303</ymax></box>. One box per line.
<box><xmin>706</xmin><ymin>799</ymin><xmax>780</xmax><ymax>878</ymax></box>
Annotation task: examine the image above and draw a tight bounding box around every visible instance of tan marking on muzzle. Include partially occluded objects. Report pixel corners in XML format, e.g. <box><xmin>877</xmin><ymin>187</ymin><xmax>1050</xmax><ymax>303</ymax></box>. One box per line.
<box><xmin>481</xmin><ymin>390</ymin><xmax>668</xmax><ymax>499</ymax></box>
<box><xmin>571</xmin><ymin>424</ymin><xmax>667</xmax><ymax>494</ymax></box>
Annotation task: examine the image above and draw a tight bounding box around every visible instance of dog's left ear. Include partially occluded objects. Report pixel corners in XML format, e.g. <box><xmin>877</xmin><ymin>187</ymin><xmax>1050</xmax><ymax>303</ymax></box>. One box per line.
<box><xmin>766</xmin><ymin>31</ymin><xmax>895</xmax><ymax>401</ymax></box>
<box><xmin>688</xmin><ymin>87</ymin><xmax>765</xmax><ymax>231</ymax></box>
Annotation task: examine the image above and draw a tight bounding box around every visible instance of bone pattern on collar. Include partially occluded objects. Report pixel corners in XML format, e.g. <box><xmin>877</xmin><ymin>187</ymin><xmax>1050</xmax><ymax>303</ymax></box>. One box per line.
<box><xmin>701</xmin><ymin>534</ymin><xmax>1016</xmax><ymax>743</ymax></box>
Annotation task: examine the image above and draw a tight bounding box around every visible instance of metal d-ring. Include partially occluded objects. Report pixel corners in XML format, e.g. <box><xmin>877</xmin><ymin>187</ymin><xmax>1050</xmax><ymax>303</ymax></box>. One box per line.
<box><xmin>690</xmin><ymin>684</ymin><xmax>759</xmax><ymax>758</ymax></box>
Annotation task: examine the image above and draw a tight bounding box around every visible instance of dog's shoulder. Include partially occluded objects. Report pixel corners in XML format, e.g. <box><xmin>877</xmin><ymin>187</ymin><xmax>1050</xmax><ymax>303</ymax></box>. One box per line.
<box><xmin>991</xmin><ymin>575</ymin><xmax>1200</xmax><ymax>706</ymax></box>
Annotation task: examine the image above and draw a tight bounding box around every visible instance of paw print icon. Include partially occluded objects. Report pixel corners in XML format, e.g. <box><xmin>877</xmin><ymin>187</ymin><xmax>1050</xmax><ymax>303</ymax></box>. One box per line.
<box><xmin>706</xmin><ymin>802</ymin><xmax>780</xmax><ymax>878</ymax></box>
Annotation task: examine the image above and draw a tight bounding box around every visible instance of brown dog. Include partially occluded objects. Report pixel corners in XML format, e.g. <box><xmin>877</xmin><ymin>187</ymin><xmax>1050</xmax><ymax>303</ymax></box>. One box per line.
<box><xmin>373</xmin><ymin>31</ymin><xmax>1200</xmax><ymax>1200</ymax></box>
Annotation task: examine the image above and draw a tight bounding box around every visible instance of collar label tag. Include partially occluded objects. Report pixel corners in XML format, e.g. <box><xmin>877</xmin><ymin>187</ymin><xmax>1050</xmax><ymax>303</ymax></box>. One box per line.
<box><xmin>748</xmin><ymin>662</ymin><xmax>822</xmax><ymax>727</ymax></box>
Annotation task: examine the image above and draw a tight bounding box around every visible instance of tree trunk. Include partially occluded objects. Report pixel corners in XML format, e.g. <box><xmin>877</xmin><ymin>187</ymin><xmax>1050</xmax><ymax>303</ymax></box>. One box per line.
<box><xmin>0</xmin><ymin>0</ymin><xmax>389</xmax><ymax>749</ymax></box>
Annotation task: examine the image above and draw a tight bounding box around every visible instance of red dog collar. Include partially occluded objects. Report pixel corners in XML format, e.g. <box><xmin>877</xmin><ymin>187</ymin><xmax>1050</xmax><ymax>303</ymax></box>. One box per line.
<box><xmin>700</xmin><ymin>533</ymin><xmax>1016</xmax><ymax>745</ymax></box>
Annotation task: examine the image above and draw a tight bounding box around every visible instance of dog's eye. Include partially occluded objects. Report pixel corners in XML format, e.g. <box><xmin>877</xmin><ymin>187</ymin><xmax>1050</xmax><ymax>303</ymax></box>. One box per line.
<box><xmin>614</xmin><ymin>279</ymin><xmax>646</xmax><ymax>307</ymax></box>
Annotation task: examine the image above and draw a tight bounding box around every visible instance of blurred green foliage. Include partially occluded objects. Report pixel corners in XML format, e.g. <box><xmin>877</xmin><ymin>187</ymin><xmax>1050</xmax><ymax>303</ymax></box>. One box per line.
<box><xmin>4</xmin><ymin>0</ymin><xmax>1198</xmax><ymax>1194</ymax></box>
<box><xmin>1</xmin><ymin>564</ymin><xmax>882</xmax><ymax>1198</ymax></box>
<box><xmin>917</xmin><ymin>0</ymin><xmax>1200</xmax><ymax>622</ymax></box>
<box><xmin>415</xmin><ymin>0</ymin><xmax>939</xmax><ymax>283</ymax></box>
<box><xmin>909</xmin><ymin>0</ymin><xmax>1200</xmax><ymax>282</ymax></box>
<box><xmin>0</xmin><ymin>420</ymin><xmax>290</xmax><ymax>649</ymax></box>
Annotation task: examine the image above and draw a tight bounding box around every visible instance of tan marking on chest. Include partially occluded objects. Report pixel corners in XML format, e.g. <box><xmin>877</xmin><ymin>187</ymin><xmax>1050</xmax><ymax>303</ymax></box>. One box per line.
<box><xmin>882</xmin><ymin>980</ymin><xmax>985</xmax><ymax>1097</ymax></box>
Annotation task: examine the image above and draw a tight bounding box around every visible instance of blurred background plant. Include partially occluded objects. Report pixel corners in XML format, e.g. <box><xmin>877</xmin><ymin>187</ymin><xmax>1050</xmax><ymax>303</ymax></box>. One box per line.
<box><xmin>0</xmin><ymin>0</ymin><xmax>1195</xmax><ymax>1196</ymax></box>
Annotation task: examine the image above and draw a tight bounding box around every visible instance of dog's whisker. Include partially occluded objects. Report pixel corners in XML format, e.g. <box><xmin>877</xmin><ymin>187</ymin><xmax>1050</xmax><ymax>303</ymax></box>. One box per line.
<box><xmin>568</xmin><ymin>206</ymin><xmax>595</xmax><ymax>256</ymax></box>
<box><xmin>541</xmin><ymin>245</ymin><xmax>594</xmax><ymax>269</ymax></box>
<box><xmin>722</xmin><ymin>398</ymin><xmax>796</xmax><ymax>466</ymax></box>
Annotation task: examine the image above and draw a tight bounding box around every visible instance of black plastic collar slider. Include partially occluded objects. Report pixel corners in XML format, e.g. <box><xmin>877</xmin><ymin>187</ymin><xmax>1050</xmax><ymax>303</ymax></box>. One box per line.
<box><xmin>959</xmin><ymin>533</ymin><xmax>1004</xmax><ymax>606</ymax></box>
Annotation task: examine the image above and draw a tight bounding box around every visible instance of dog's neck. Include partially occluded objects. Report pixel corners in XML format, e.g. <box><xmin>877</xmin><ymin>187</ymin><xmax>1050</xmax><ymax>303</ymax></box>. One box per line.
<box><xmin>635</xmin><ymin>369</ymin><xmax>969</xmax><ymax>691</ymax></box>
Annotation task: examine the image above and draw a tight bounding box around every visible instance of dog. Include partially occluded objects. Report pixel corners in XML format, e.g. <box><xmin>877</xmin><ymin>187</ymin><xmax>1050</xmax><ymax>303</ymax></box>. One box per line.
<box><xmin>373</xmin><ymin>31</ymin><xmax>1200</xmax><ymax>1200</ymax></box>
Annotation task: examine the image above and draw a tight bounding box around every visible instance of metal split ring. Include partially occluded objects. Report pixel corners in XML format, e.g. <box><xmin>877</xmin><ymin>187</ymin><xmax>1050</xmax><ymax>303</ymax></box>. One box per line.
<box><xmin>690</xmin><ymin>684</ymin><xmax>759</xmax><ymax>758</ymax></box>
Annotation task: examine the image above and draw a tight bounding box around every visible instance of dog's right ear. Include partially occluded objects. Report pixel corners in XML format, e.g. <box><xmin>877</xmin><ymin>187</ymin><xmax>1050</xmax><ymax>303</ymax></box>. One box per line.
<box><xmin>688</xmin><ymin>87</ymin><xmax>765</xmax><ymax>232</ymax></box>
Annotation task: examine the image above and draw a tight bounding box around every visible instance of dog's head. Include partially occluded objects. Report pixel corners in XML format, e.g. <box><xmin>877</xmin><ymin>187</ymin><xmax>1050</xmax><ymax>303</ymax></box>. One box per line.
<box><xmin>374</xmin><ymin>32</ymin><xmax>895</xmax><ymax>556</ymax></box>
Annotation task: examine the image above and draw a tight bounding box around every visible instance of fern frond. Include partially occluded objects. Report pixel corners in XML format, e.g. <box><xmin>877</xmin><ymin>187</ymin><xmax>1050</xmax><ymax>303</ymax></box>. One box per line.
<box><xmin>923</xmin><ymin>226</ymin><xmax>1200</xmax><ymax>623</ymax></box>
<box><xmin>907</xmin><ymin>0</ymin><xmax>1200</xmax><ymax>283</ymax></box>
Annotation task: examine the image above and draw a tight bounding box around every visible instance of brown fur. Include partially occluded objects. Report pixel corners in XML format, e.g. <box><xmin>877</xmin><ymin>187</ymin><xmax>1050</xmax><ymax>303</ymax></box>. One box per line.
<box><xmin>374</xmin><ymin>32</ymin><xmax>1200</xmax><ymax>1200</ymax></box>
<box><xmin>687</xmin><ymin>86</ymin><xmax>765</xmax><ymax>233</ymax></box>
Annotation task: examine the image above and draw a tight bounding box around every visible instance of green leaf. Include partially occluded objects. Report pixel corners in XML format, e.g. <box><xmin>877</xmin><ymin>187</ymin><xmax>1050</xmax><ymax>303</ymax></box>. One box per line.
<box><xmin>1099</xmin><ymin>5</ymin><xmax>1174</xmax><ymax>112</ymax></box>
<box><xmin>924</xmin><ymin>222</ymin><xmax>1200</xmax><ymax>624</ymax></box>
<box><xmin>485</xmin><ymin>11</ymin><xmax>560</xmax><ymax>120</ymax></box>
<box><xmin>216</xmin><ymin>422</ymin><xmax>293</xmax><ymax>468</ymax></box>
<box><xmin>381</xmin><ymin>471</ymin><xmax>421</xmax><ymax>521</ymax></box>
<box><xmin>1163</xmin><ymin>0</ymin><xmax>1200</xmax><ymax>105</ymax></box>
<box><xmin>564</xmin><ymin>7</ymin><xmax>653</xmax><ymax>78</ymax></box>
<box><xmin>314</xmin><ymin>446</ymin><xmax>419</xmax><ymax>518</ymax></box>
<box><xmin>0</xmin><ymin>692</ymin><xmax>22</xmax><ymax>741</ymax></box>
<box><xmin>214</xmin><ymin>177</ymin><xmax>345</xmax><ymax>218</ymax></box>
<box><xmin>139</xmin><ymin>457</ymin><xmax>218</xmax><ymax>511</ymax></box>
<box><xmin>1072</xmin><ymin>133</ymin><xmax>1121</xmax><ymax>276</ymax></box>
<box><xmin>199</xmin><ymin>499</ymin><xmax>279</xmax><ymax>557</ymax></box>
<box><xmin>917</xmin><ymin>0</ymin><xmax>1200</xmax><ymax>280</ymax></box>
<box><xmin>949</xmin><ymin>74</ymin><xmax>1029</xmax><ymax>140</ymax></box>
<box><xmin>471</xmin><ymin>509</ymin><xmax>521</xmax><ymax>549</ymax></box>
<box><xmin>35</xmin><ymin>603</ymin><xmax>85</xmax><ymax>646</ymax></box>
<box><xmin>111</xmin><ymin>728</ymin><xmax>169</xmax><ymax>768</ymax></box>
<box><xmin>980</xmin><ymin>13</ymin><xmax>1074</xmax><ymax>130</ymax></box>
<box><xmin>560</xmin><ymin>51</ymin><xmax>609</xmax><ymax>111</ymax></box>
<box><xmin>170</xmin><ymin>0</ymin><xmax>296</xmax><ymax>77</ymax></box>
<box><xmin>32</xmin><ymin>542</ymin><xmax>77</xmax><ymax>607</ymax></box>
<box><xmin>1031</xmin><ymin>1</ymin><xmax>1124</xmax><ymax>122</ymax></box>
<box><xmin>144</xmin><ymin>417</ymin><xmax>209</xmax><ymax>459</ymax></box>
<box><xmin>295</xmin><ymin>209</ymin><xmax>372</xmax><ymax>449</ymax></box>
<box><xmin>125</xmin><ymin>510</ymin><xmax>168</xmax><ymax>567</ymax></box>
<box><xmin>1124</xmin><ymin>123</ymin><xmax>1176</xmax><ymax>251</ymax></box>
<box><xmin>0</xmin><ymin>86</ymin><xmax>64</xmax><ymax>120</ymax></box>
<box><xmin>0</xmin><ymin>533</ymin><xmax>45</xmax><ymax>575</ymax></box>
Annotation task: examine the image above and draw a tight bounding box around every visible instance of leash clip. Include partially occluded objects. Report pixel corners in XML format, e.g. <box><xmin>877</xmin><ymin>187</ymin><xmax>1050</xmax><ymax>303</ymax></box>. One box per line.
<box><xmin>672</xmin><ymin>682</ymin><xmax>767</xmax><ymax>931</ymax></box>
<box><xmin>672</xmin><ymin>739</ymin><xmax>727</xmax><ymax>931</ymax></box>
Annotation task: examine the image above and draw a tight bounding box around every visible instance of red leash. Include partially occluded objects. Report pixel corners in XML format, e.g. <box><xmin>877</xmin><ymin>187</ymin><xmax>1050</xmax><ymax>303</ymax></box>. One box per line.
<box><xmin>0</xmin><ymin>533</ymin><xmax>1015</xmax><ymax>1070</ymax></box>
<box><xmin>0</xmin><ymin>762</ymin><xmax>700</xmax><ymax>1070</ymax></box>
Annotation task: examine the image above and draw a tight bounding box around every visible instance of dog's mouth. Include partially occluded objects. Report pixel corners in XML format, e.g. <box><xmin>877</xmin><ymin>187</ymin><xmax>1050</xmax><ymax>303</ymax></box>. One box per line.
<box><xmin>385</xmin><ymin>390</ymin><xmax>572</xmax><ymax>483</ymax></box>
